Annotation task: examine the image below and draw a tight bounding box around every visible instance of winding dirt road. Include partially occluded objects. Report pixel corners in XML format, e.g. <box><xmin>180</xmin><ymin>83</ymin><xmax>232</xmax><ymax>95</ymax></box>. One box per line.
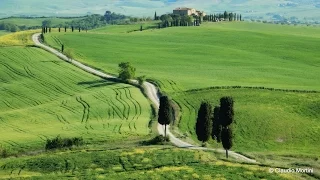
<box><xmin>32</xmin><ymin>33</ymin><xmax>256</xmax><ymax>163</ymax></box>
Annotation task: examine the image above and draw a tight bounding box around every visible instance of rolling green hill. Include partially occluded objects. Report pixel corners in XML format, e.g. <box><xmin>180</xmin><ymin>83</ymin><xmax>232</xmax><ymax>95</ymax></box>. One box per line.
<box><xmin>0</xmin><ymin>36</ymin><xmax>151</xmax><ymax>154</ymax></box>
<box><xmin>173</xmin><ymin>88</ymin><xmax>320</xmax><ymax>155</ymax></box>
<box><xmin>45</xmin><ymin>22</ymin><xmax>320</xmax><ymax>92</ymax></box>
<box><xmin>0</xmin><ymin>147</ymin><xmax>298</xmax><ymax>180</ymax></box>
<box><xmin>44</xmin><ymin>22</ymin><xmax>320</xmax><ymax>160</ymax></box>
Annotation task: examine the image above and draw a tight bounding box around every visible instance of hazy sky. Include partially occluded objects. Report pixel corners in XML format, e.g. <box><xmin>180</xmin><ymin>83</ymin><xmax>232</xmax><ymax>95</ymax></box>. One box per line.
<box><xmin>0</xmin><ymin>0</ymin><xmax>319</xmax><ymax>18</ymax></box>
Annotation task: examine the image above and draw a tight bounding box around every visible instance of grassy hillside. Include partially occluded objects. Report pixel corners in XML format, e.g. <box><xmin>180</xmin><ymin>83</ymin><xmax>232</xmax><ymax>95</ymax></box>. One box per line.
<box><xmin>0</xmin><ymin>30</ymin><xmax>9</xmax><ymax>36</ymax></box>
<box><xmin>45</xmin><ymin>22</ymin><xmax>320</xmax><ymax>92</ymax></box>
<box><xmin>43</xmin><ymin>22</ymin><xmax>320</xmax><ymax>160</ymax></box>
<box><xmin>0</xmin><ymin>147</ymin><xmax>301</xmax><ymax>180</ymax></box>
<box><xmin>173</xmin><ymin>88</ymin><xmax>320</xmax><ymax>155</ymax></box>
<box><xmin>0</xmin><ymin>17</ymin><xmax>84</xmax><ymax>27</ymax></box>
<box><xmin>0</xmin><ymin>35</ymin><xmax>151</xmax><ymax>153</ymax></box>
<box><xmin>91</xmin><ymin>22</ymin><xmax>158</xmax><ymax>33</ymax></box>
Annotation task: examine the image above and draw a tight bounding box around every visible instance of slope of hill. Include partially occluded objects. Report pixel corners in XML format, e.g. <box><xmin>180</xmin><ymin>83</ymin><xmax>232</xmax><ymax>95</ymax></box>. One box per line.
<box><xmin>43</xmin><ymin>22</ymin><xmax>320</xmax><ymax>167</ymax></box>
<box><xmin>45</xmin><ymin>22</ymin><xmax>320</xmax><ymax>92</ymax></box>
<box><xmin>0</xmin><ymin>32</ymin><xmax>151</xmax><ymax>154</ymax></box>
<box><xmin>0</xmin><ymin>147</ymin><xmax>300</xmax><ymax>179</ymax></box>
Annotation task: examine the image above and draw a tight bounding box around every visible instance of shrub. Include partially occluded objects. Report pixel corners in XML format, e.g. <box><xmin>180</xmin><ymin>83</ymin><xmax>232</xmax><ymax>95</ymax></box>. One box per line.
<box><xmin>137</xmin><ymin>75</ymin><xmax>146</xmax><ymax>85</ymax></box>
<box><xmin>141</xmin><ymin>135</ymin><xmax>170</xmax><ymax>145</ymax></box>
<box><xmin>45</xmin><ymin>136</ymin><xmax>84</xmax><ymax>150</ymax></box>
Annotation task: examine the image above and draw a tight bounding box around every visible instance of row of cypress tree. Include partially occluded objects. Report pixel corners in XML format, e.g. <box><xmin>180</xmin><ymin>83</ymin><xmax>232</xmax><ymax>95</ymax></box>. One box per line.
<box><xmin>42</xmin><ymin>26</ymin><xmax>85</xmax><ymax>34</ymax></box>
<box><xmin>157</xmin><ymin>95</ymin><xmax>235</xmax><ymax>158</ymax></box>
<box><xmin>196</xmin><ymin>97</ymin><xmax>234</xmax><ymax>158</ymax></box>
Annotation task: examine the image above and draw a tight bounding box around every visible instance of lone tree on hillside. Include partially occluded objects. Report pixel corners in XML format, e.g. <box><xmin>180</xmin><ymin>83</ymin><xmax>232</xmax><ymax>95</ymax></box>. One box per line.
<box><xmin>158</xmin><ymin>96</ymin><xmax>173</xmax><ymax>138</ymax></box>
<box><xmin>72</xmin><ymin>26</ymin><xmax>74</xmax><ymax>32</ymax></box>
<box><xmin>140</xmin><ymin>25</ymin><xmax>143</xmax><ymax>31</ymax></box>
<box><xmin>219</xmin><ymin>96</ymin><xmax>234</xmax><ymax>127</ymax></box>
<box><xmin>61</xmin><ymin>44</ymin><xmax>64</xmax><ymax>53</ymax></box>
<box><xmin>65</xmin><ymin>26</ymin><xmax>67</xmax><ymax>32</ymax></box>
<box><xmin>221</xmin><ymin>127</ymin><xmax>233</xmax><ymax>158</ymax></box>
<box><xmin>196</xmin><ymin>101</ymin><xmax>213</xmax><ymax>145</ymax></box>
<box><xmin>212</xmin><ymin>106</ymin><xmax>222</xmax><ymax>142</ymax></box>
<box><xmin>118</xmin><ymin>62</ymin><xmax>136</xmax><ymax>81</ymax></box>
<box><xmin>154</xmin><ymin>11</ymin><xmax>157</xmax><ymax>20</ymax></box>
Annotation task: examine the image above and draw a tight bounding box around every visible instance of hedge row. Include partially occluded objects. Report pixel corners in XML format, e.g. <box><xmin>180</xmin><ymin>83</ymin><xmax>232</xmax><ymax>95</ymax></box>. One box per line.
<box><xmin>186</xmin><ymin>86</ymin><xmax>320</xmax><ymax>94</ymax></box>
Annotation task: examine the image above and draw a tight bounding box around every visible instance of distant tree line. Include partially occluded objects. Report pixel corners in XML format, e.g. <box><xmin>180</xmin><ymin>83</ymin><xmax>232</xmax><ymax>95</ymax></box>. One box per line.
<box><xmin>155</xmin><ymin>10</ymin><xmax>243</xmax><ymax>29</ymax></box>
<box><xmin>156</xmin><ymin>12</ymin><xmax>202</xmax><ymax>28</ymax></box>
<box><xmin>204</xmin><ymin>11</ymin><xmax>242</xmax><ymax>22</ymax></box>
<box><xmin>0</xmin><ymin>22</ymin><xmax>20</xmax><ymax>32</ymax></box>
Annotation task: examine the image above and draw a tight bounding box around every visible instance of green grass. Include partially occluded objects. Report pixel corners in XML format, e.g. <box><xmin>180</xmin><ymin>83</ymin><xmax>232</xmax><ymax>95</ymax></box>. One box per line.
<box><xmin>173</xmin><ymin>88</ymin><xmax>320</xmax><ymax>155</ymax></box>
<box><xmin>43</xmin><ymin>22</ymin><xmax>320</xmax><ymax>160</ymax></box>
<box><xmin>0</xmin><ymin>17</ymin><xmax>84</xmax><ymax>27</ymax></box>
<box><xmin>0</xmin><ymin>147</ymin><xmax>300</xmax><ymax>180</ymax></box>
<box><xmin>0</xmin><ymin>46</ymin><xmax>151</xmax><ymax>153</ymax></box>
<box><xmin>45</xmin><ymin>22</ymin><xmax>320</xmax><ymax>92</ymax></box>
<box><xmin>0</xmin><ymin>30</ymin><xmax>9</xmax><ymax>36</ymax></box>
<box><xmin>91</xmin><ymin>22</ymin><xmax>159</xmax><ymax>33</ymax></box>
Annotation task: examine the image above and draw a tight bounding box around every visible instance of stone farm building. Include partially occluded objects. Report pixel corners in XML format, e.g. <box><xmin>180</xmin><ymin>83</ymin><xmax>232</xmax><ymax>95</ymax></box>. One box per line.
<box><xmin>173</xmin><ymin>7</ymin><xmax>206</xmax><ymax>16</ymax></box>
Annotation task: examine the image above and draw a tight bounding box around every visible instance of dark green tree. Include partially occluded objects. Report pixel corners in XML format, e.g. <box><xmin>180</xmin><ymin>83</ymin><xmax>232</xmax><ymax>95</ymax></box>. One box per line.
<box><xmin>234</xmin><ymin>13</ymin><xmax>237</xmax><ymax>21</ymax></box>
<box><xmin>49</xmin><ymin>27</ymin><xmax>51</xmax><ymax>33</ymax></box>
<box><xmin>61</xmin><ymin>44</ymin><xmax>64</xmax><ymax>53</ymax></box>
<box><xmin>224</xmin><ymin>11</ymin><xmax>229</xmax><ymax>20</ymax></box>
<box><xmin>59</xmin><ymin>27</ymin><xmax>61</xmax><ymax>32</ymax></box>
<box><xmin>118</xmin><ymin>62</ymin><xmax>136</xmax><ymax>81</ymax></box>
<box><xmin>140</xmin><ymin>25</ymin><xmax>143</xmax><ymax>31</ymax></box>
<box><xmin>229</xmin><ymin>13</ymin><xmax>233</xmax><ymax>21</ymax></box>
<box><xmin>219</xmin><ymin>96</ymin><xmax>234</xmax><ymax>127</ymax></box>
<box><xmin>240</xmin><ymin>14</ymin><xmax>242</xmax><ymax>21</ymax></box>
<box><xmin>221</xmin><ymin>127</ymin><xmax>233</xmax><ymax>158</ymax></box>
<box><xmin>45</xmin><ymin>26</ymin><xmax>48</xmax><ymax>33</ymax></box>
<box><xmin>72</xmin><ymin>26</ymin><xmax>74</xmax><ymax>32</ymax></box>
<box><xmin>65</xmin><ymin>26</ymin><xmax>67</xmax><ymax>32</ymax></box>
<box><xmin>196</xmin><ymin>101</ymin><xmax>213</xmax><ymax>144</ymax></box>
<box><xmin>79</xmin><ymin>27</ymin><xmax>81</xmax><ymax>32</ymax></box>
<box><xmin>42</xmin><ymin>20</ymin><xmax>52</xmax><ymax>27</ymax></box>
<box><xmin>212</xmin><ymin>106</ymin><xmax>222</xmax><ymax>142</ymax></box>
<box><xmin>158</xmin><ymin>96</ymin><xmax>173</xmax><ymax>138</ymax></box>
<box><xmin>154</xmin><ymin>11</ymin><xmax>157</xmax><ymax>20</ymax></box>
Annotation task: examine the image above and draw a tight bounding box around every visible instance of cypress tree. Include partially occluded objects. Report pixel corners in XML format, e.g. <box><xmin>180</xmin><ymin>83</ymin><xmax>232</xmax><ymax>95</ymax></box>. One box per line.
<box><xmin>59</xmin><ymin>27</ymin><xmax>61</xmax><ymax>32</ymax></box>
<box><xmin>72</xmin><ymin>26</ymin><xmax>74</xmax><ymax>32</ymax></box>
<box><xmin>65</xmin><ymin>26</ymin><xmax>67</xmax><ymax>32</ymax></box>
<box><xmin>79</xmin><ymin>27</ymin><xmax>81</xmax><ymax>32</ymax></box>
<box><xmin>45</xmin><ymin>26</ymin><xmax>48</xmax><ymax>33</ymax></box>
<box><xmin>49</xmin><ymin>27</ymin><xmax>51</xmax><ymax>33</ymax></box>
<box><xmin>158</xmin><ymin>23</ymin><xmax>161</xmax><ymax>29</ymax></box>
<box><xmin>221</xmin><ymin>127</ymin><xmax>233</xmax><ymax>158</ymax></box>
<box><xmin>234</xmin><ymin>13</ymin><xmax>237</xmax><ymax>21</ymax></box>
<box><xmin>140</xmin><ymin>25</ymin><xmax>142</xmax><ymax>31</ymax></box>
<box><xmin>224</xmin><ymin>11</ymin><xmax>228</xmax><ymax>20</ymax></box>
<box><xmin>240</xmin><ymin>14</ymin><xmax>242</xmax><ymax>21</ymax></box>
<box><xmin>158</xmin><ymin>96</ymin><xmax>173</xmax><ymax>138</ymax></box>
<box><xmin>61</xmin><ymin>44</ymin><xmax>64</xmax><ymax>53</ymax></box>
<box><xmin>219</xmin><ymin>97</ymin><xmax>234</xmax><ymax>127</ymax></box>
<box><xmin>154</xmin><ymin>11</ymin><xmax>157</xmax><ymax>20</ymax></box>
<box><xmin>212</xmin><ymin>106</ymin><xmax>222</xmax><ymax>142</ymax></box>
<box><xmin>196</xmin><ymin>101</ymin><xmax>213</xmax><ymax>144</ymax></box>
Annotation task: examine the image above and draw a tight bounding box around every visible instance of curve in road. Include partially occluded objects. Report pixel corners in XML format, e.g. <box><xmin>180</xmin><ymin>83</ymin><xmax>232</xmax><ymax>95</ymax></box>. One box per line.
<box><xmin>32</xmin><ymin>33</ymin><xmax>256</xmax><ymax>163</ymax></box>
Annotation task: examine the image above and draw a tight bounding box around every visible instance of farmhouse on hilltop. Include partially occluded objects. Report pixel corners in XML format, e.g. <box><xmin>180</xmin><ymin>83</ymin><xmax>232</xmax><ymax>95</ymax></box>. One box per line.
<box><xmin>173</xmin><ymin>7</ymin><xmax>206</xmax><ymax>16</ymax></box>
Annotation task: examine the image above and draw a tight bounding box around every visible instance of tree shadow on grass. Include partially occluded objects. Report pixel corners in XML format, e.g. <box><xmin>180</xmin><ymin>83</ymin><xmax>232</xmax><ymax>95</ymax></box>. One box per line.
<box><xmin>78</xmin><ymin>79</ymin><xmax>119</xmax><ymax>88</ymax></box>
